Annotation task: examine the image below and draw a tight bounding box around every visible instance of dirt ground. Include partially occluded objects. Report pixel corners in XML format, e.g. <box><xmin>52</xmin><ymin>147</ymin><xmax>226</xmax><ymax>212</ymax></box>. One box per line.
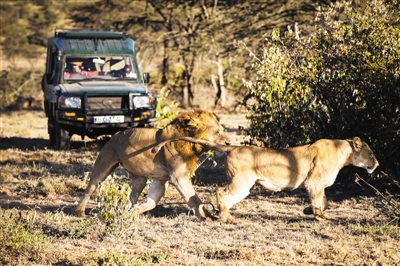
<box><xmin>0</xmin><ymin>110</ymin><xmax>399</xmax><ymax>266</ymax></box>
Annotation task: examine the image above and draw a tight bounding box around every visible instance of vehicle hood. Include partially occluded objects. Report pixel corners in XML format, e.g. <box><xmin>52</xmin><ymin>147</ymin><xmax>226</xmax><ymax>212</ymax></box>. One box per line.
<box><xmin>58</xmin><ymin>81</ymin><xmax>148</xmax><ymax>94</ymax></box>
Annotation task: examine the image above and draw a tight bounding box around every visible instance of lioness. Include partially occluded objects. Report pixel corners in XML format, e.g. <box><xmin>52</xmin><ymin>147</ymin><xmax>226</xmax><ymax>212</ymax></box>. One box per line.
<box><xmin>152</xmin><ymin>136</ymin><xmax>379</xmax><ymax>222</ymax></box>
<box><xmin>75</xmin><ymin>110</ymin><xmax>230</xmax><ymax>220</ymax></box>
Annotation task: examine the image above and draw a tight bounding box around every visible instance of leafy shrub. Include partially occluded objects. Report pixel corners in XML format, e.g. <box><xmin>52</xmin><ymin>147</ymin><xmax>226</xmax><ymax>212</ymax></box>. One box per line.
<box><xmin>0</xmin><ymin>209</ymin><xmax>48</xmax><ymax>264</ymax></box>
<box><xmin>243</xmin><ymin>1</ymin><xmax>400</xmax><ymax>175</ymax></box>
<box><xmin>97</xmin><ymin>176</ymin><xmax>137</xmax><ymax>237</ymax></box>
<box><xmin>155</xmin><ymin>87</ymin><xmax>179</xmax><ymax>128</ymax></box>
<box><xmin>139</xmin><ymin>251</ymin><xmax>168</xmax><ymax>263</ymax></box>
<box><xmin>36</xmin><ymin>178</ymin><xmax>56</xmax><ymax>196</ymax></box>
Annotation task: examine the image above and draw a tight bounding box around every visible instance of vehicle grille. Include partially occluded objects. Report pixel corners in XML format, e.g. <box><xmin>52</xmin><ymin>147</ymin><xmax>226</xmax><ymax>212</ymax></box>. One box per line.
<box><xmin>87</xmin><ymin>96</ymin><xmax>129</xmax><ymax>110</ymax></box>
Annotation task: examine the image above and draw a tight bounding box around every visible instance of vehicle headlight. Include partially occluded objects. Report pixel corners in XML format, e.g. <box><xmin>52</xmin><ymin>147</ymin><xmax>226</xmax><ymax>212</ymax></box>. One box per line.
<box><xmin>58</xmin><ymin>96</ymin><xmax>82</xmax><ymax>109</ymax></box>
<box><xmin>133</xmin><ymin>95</ymin><xmax>154</xmax><ymax>109</ymax></box>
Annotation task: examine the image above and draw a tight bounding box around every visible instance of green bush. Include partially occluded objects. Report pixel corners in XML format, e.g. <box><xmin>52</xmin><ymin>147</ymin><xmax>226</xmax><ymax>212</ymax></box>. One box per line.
<box><xmin>0</xmin><ymin>209</ymin><xmax>48</xmax><ymax>264</ymax></box>
<box><xmin>155</xmin><ymin>87</ymin><xmax>179</xmax><ymax>128</ymax></box>
<box><xmin>243</xmin><ymin>1</ymin><xmax>400</xmax><ymax>175</ymax></box>
<box><xmin>97</xmin><ymin>176</ymin><xmax>137</xmax><ymax>237</ymax></box>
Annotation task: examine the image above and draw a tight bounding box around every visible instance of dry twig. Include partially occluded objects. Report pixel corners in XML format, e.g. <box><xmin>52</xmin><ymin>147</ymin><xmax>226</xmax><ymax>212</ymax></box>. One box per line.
<box><xmin>355</xmin><ymin>173</ymin><xmax>400</xmax><ymax>226</ymax></box>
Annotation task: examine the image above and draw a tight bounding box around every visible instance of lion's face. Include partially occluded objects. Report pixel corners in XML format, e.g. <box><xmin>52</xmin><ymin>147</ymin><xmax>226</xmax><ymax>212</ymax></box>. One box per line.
<box><xmin>352</xmin><ymin>137</ymin><xmax>379</xmax><ymax>174</ymax></box>
<box><xmin>197</xmin><ymin>112</ymin><xmax>230</xmax><ymax>145</ymax></box>
<box><xmin>171</xmin><ymin>110</ymin><xmax>230</xmax><ymax>153</ymax></box>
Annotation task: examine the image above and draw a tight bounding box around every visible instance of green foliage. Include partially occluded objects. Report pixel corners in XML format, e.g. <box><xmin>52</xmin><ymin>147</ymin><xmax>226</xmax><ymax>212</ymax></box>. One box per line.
<box><xmin>0</xmin><ymin>1</ymin><xmax>68</xmax><ymax>111</ymax></box>
<box><xmin>0</xmin><ymin>209</ymin><xmax>48</xmax><ymax>264</ymax></box>
<box><xmin>97</xmin><ymin>176</ymin><xmax>136</xmax><ymax>237</ymax></box>
<box><xmin>243</xmin><ymin>1</ymin><xmax>400</xmax><ymax>174</ymax></box>
<box><xmin>139</xmin><ymin>251</ymin><xmax>168</xmax><ymax>263</ymax></box>
<box><xmin>0</xmin><ymin>1</ymin><xmax>66</xmax><ymax>60</ymax></box>
<box><xmin>97</xmin><ymin>250</ymin><xmax>124</xmax><ymax>266</ymax></box>
<box><xmin>96</xmin><ymin>250</ymin><xmax>167</xmax><ymax>265</ymax></box>
<box><xmin>37</xmin><ymin>178</ymin><xmax>56</xmax><ymax>196</ymax></box>
<box><xmin>155</xmin><ymin>87</ymin><xmax>179</xmax><ymax>128</ymax></box>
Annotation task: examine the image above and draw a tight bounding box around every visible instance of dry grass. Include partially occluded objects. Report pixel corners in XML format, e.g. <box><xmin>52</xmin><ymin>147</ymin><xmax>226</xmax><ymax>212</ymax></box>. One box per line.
<box><xmin>1</xmin><ymin>111</ymin><xmax>399</xmax><ymax>265</ymax></box>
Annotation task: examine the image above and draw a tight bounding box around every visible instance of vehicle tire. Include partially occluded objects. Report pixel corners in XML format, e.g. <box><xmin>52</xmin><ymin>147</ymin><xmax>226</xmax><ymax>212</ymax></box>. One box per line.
<box><xmin>48</xmin><ymin>120</ymin><xmax>56</xmax><ymax>147</ymax></box>
<box><xmin>54</xmin><ymin>121</ymin><xmax>70</xmax><ymax>150</ymax></box>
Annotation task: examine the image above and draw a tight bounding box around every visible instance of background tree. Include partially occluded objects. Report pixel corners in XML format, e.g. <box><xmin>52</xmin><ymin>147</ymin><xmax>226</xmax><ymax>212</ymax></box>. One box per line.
<box><xmin>68</xmin><ymin>0</ymin><xmax>332</xmax><ymax>108</ymax></box>
<box><xmin>0</xmin><ymin>0</ymin><xmax>68</xmax><ymax>109</ymax></box>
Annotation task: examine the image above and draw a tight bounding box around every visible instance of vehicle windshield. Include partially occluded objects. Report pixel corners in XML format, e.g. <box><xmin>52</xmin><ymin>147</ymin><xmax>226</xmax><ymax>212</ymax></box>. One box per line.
<box><xmin>63</xmin><ymin>55</ymin><xmax>139</xmax><ymax>82</ymax></box>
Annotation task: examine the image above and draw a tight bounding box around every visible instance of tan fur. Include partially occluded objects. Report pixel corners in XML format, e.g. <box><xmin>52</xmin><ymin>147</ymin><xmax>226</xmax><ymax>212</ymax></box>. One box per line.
<box><xmin>75</xmin><ymin>110</ymin><xmax>230</xmax><ymax>220</ymax></box>
<box><xmin>152</xmin><ymin>137</ymin><xmax>379</xmax><ymax>222</ymax></box>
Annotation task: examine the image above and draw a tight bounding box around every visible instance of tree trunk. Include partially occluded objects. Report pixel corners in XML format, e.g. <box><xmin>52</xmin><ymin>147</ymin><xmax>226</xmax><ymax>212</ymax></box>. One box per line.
<box><xmin>182</xmin><ymin>70</ymin><xmax>189</xmax><ymax>108</ymax></box>
<box><xmin>182</xmin><ymin>52</ymin><xmax>196</xmax><ymax>107</ymax></box>
<box><xmin>213</xmin><ymin>58</ymin><xmax>226</xmax><ymax>109</ymax></box>
<box><xmin>161</xmin><ymin>38</ymin><xmax>169</xmax><ymax>85</ymax></box>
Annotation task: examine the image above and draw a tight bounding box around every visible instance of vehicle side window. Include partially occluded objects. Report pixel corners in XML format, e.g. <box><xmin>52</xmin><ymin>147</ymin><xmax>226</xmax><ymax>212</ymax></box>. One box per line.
<box><xmin>45</xmin><ymin>48</ymin><xmax>55</xmax><ymax>84</ymax></box>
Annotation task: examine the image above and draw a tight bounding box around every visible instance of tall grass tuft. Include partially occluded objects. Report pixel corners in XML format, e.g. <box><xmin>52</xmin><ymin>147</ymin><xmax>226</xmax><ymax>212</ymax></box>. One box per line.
<box><xmin>97</xmin><ymin>176</ymin><xmax>137</xmax><ymax>237</ymax></box>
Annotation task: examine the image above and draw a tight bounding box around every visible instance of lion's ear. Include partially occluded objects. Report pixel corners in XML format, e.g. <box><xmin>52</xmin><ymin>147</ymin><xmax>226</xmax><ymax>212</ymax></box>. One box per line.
<box><xmin>353</xmin><ymin>137</ymin><xmax>363</xmax><ymax>152</ymax></box>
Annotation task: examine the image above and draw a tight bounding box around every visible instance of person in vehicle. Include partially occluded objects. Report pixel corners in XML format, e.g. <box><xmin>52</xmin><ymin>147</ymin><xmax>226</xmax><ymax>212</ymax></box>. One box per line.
<box><xmin>64</xmin><ymin>61</ymin><xmax>83</xmax><ymax>78</ymax></box>
<box><xmin>124</xmin><ymin>64</ymin><xmax>137</xmax><ymax>78</ymax></box>
<box><xmin>69</xmin><ymin>61</ymin><xmax>82</xmax><ymax>73</ymax></box>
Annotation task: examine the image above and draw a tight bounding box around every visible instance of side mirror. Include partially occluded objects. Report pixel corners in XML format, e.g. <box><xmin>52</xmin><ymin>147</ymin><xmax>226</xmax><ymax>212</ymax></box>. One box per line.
<box><xmin>142</xmin><ymin>72</ymin><xmax>150</xmax><ymax>84</ymax></box>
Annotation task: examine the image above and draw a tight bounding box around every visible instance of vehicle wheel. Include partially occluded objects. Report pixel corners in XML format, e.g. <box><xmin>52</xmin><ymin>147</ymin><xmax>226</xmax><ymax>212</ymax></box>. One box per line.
<box><xmin>48</xmin><ymin>120</ymin><xmax>56</xmax><ymax>147</ymax></box>
<box><xmin>54</xmin><ymin>121</ymin><xmax>70</xmax><ymax>150</ymax></box>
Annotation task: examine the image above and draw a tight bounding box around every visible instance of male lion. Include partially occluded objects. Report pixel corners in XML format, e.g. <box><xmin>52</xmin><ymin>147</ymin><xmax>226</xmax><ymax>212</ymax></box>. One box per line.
<box><xmin>152</xmin><ymin>136</ymin><xmax>379</xmax><ymax>222</ymax></box>
<box><xmin>75</xmin><ymin>110</ymin><xmax>230</xmax><ymax>220</ymax></box>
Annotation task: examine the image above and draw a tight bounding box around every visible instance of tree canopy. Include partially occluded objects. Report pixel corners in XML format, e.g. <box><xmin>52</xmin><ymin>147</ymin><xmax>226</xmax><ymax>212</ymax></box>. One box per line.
<box><xmin>66</xmin><ymin>0</ymin><xmax>333</xmax><ymax>107</ymax></box>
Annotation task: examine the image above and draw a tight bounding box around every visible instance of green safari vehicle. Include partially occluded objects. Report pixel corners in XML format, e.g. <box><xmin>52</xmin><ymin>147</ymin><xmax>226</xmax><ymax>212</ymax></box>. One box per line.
<box><xmin>42</xmin><ymin>29</ymin><xmax>157</xmax><ymax>149</ymax></box>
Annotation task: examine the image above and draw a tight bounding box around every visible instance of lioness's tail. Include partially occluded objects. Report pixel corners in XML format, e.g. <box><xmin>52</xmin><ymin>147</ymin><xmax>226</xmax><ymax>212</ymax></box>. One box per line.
<box><xmin>151</xmin><ymin>136</ymin><xmax>237</xmax><ymax>154</ymax></box>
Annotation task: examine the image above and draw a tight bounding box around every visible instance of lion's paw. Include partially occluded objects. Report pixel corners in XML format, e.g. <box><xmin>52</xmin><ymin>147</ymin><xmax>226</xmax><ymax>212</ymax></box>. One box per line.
<box><xmin>226</xmin><ymin>217</ymin><xmax>239</xmax><ymax>224</ymax></box>
<box><xmin>315</xmin><ymin>214</ymin><xmax>330</xmax><ymax>223</ymax></box>
<box><xmin>219</xmin><ymin>213</ymin><xmax>239</xmax><ymax>224</ymax></box>
<box><xmin>75</xmin><ymin>207</ymin><xmax>86</xmax><ymax>217</ymax></box>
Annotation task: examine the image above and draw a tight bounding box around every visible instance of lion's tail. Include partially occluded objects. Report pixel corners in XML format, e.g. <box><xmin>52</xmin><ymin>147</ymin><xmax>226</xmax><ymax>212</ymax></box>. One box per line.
<box><xmin>151</xmin><ymin>136</ymin><xmax>236</xmax><ymax>154</ymax></box>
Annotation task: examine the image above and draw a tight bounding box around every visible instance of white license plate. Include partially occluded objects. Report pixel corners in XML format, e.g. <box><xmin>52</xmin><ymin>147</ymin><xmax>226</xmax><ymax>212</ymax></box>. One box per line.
<box><xmin>93</xmin><ymin>115</ymin><xmax>124</xmax><ymax>124</ymax></box>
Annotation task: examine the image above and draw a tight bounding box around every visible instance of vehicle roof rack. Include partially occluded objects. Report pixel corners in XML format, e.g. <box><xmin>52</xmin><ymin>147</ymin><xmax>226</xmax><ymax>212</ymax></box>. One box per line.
<box><xmin>54</xmin><ymin>29</ymin><xmax>129</xmax><ymax>39</ymax></box>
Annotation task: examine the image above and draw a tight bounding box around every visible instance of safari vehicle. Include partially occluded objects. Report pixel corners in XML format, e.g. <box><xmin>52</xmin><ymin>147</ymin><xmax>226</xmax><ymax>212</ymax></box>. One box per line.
<box><xmin>42</xmin><ymin>29</ymin><xmax>157</xmax><ymax>150</ymax></box>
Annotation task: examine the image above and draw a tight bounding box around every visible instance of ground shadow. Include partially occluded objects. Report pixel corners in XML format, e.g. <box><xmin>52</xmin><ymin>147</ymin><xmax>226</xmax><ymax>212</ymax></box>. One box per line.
<box><xmin>0</xmin><ymin>200</ymin><xmax>78</xmax><ymax>216</ymax></box>
<box><xmin>0</xmin><ymin>136</ymin><xmax>105</xmax><ymax>151</ymax></box>
<box><xmin>233</xmin><ymin>211</ymin><xmax>373</xmax><ymax>227</ymax></box>
<box><xmin>0</xmin><ymin>199</ymin><xmax>200</xmax><ymax>221</ymax></box>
